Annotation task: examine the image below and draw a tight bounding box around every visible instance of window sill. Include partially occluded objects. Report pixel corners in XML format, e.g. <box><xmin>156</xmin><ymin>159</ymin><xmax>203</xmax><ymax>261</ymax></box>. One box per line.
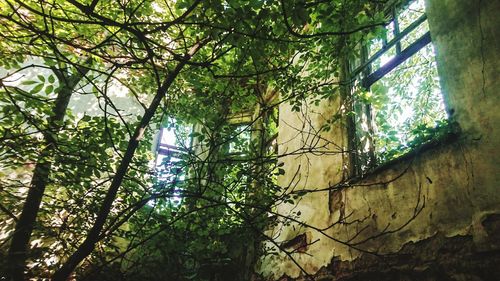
<box><xmin>357</xmin><ymin>129</ymin><xmax>460</xmax><ymax>181</ymax></box>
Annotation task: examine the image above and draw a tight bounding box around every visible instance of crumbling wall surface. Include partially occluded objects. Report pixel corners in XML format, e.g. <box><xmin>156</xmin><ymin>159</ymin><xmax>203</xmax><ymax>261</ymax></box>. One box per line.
<box><xmin>257</xmin><ymin>95</ymin><xmax>347</xmax><ymax>278</ymax></box>
<box><xmin>256</xmin><ymin>0</ymin><xmax>500</xmax><ymax>280</ymax></box>
<box><xmin>280</xmin><ymin>233</ymin><xmax>500</xmax><ymax>281</ymax></box>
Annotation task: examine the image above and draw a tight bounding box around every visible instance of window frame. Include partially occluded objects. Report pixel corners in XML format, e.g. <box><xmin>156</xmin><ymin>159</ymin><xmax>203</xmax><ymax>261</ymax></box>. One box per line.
<box><xmin>156</xmin><ymin>126</ymin><xmax>189</xmax><ymax>158</ymax></box>
<box><xmin>153</xmin><ymin>122</ymin><xmax>194</xmax><ymax>206</ymax></box>
<box><xmin>347</xmin><ymin>0</ymin><xmax>447</xmax><ymax>174</ymax></box>
<box><xmin>350</xmin><ymin>1</ymin><xmax>431</xmax><ymax>89</ymax></box>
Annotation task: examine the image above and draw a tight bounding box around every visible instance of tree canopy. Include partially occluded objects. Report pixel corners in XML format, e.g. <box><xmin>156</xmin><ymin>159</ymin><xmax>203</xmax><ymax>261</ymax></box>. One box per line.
<box><xmin>0</xmin><ymin>0</ymin><xmax>446</xmax><ymax>280</ymax></box>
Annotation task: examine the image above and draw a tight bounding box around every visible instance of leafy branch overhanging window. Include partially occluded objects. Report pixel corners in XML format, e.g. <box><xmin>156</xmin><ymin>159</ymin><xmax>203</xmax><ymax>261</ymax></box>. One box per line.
<box><xmin>348</xmin><ymin>0</ymin><xmax>448</xmax><ymax>172</ymax></box>
<box><xmin>154</xmin><ymin>121</ymin><xmax>192</xmax><ymax>205</ymax></box>
<box><xmin>154</xmin><ymin>119</ymin><xmax>253</xmax><ymax>205</ymax></box>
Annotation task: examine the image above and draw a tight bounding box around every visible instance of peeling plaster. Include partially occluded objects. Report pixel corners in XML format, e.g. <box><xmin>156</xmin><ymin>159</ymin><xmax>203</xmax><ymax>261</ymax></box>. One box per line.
<box><xmin>256</xmin><ymin>0</ymin><xmax>500</xmax><ymax>279</ymax></box>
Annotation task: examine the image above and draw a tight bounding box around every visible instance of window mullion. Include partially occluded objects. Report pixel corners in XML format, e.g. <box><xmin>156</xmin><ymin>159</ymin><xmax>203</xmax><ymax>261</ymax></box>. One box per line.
<box><xmin>393</xmin><ymin>6</ymin><xmax>402</xmax><ymax>54</ymax></box>
<box><xmin>362</xmin><ymin>31</ymin><xmax>431</xmax><ymax>88</ymax></box>
<box><xmin>350</xmin><ymin>13</ymin><xmax>427</xmax><ymax>79</ymax></box>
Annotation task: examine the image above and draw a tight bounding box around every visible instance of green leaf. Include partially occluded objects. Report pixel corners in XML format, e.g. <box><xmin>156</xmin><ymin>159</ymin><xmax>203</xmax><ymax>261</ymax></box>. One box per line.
<box><xmin>43</xmin><ymin>58</ymin><xmax>57</xmax><ymax>66</ymax></box>
<box><xmin>21</xmin><ymin>80</ymin><xmax>37</xmax><ymax>85</ymax></box>
<box><xmin>30</xmin><ymin>84</ymin><xmax>44</xmax><ymax>94</ymax></box>
<box><xmin>45</xmin><ymin>85</ymin><xmax>54</xmax><ymax>94</ymax></box>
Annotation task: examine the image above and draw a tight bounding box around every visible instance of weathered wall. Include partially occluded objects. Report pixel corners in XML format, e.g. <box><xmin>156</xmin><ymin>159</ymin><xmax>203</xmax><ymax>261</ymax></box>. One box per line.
<box><xmin>257</xmin><ymin>0</ymin><xmax>500</xmax><ymax>280</ymax></box>
<box><xmin>257</xmin><ymin>95</ymin><xmax>348</xmax><ymax>277</ymax></box>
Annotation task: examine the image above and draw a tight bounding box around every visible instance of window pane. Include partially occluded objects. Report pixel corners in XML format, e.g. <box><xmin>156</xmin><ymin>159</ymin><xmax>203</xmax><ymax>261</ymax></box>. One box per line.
<box><xmin>386</xmin><ymin>21</ymin><xmax>395</xmax><ymax>42</ymax></box>
<box><xmin>369</xmin><ymin>43</ymin><xmax>446</xmax><ymax>161</ymax></box>
<box><xmin>155</xmin><ymin>119</ymin><xmax>192</xmax><ymax>206</ymax></box>
<box><xmin>228</xmin><ymin>125</ymin><xmax>251</xmax><ymax>154</ymax></box>
<box><xmin>397</xmin><ymin>0</ymin><xmax>426</xmax><ymax>31</ymax></box>
<box><xmin>350</xmin><ymin>42</ymin><xmax>364</xmax><ymax>70</ymax></box>
<box><xmin>372</xmin><ymin>46</ymin><xmax>397</xmax><ymax>70</ymax></box>
<box><xmin>400</xmin><ymin>19</ymin><xmax>429</xmax><ymax>50</ymax></box>
<box><xmin>369</xmin><ymin>38</ymin><xmax>384</xmax><ymax>59</ymax></box>
<box><xmin>159</xmin><ymin>123</ymin><xmax>191</xmax><ymax>149</ymax></box>
<box><xmin>154</xmin><ymin>155</ymin><xmax>185</xmax><ymax>206</ymax></box>
<box><xmin>160</xmin><ymin>128</ymin><xmax>177</xmax><ymax>147</ymax></box>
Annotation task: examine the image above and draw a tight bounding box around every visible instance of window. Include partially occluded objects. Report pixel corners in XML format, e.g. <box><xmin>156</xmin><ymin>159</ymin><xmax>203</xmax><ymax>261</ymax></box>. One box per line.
<box><xmin>153</xmin><ymin>120</ymin><xmax>251</xmax><ymax>205</ymax></box>
<box><xmin>227</xmin><ymin>124</ymin><xmax>251</xmax><ymax>155</ymax></box>
<box><xmin>154</xmin><ymin>121</ymin><xmax>192</xmax><ymax>205</ymax></box>
<box><xmin>348</xmin><ymin>0</ymin><xmax>447</xmax><ymax>172</ymax></box>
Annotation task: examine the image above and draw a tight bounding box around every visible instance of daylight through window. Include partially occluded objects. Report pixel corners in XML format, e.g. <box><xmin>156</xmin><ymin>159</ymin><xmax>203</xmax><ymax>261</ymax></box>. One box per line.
<box><xmin>349</xmin><ymin>0</ymin><xmax>447</xmax><ymax>171</ymax></box>
<box><xmin>154</xmin><ymin>121</ymin><xmax>192</xmax><ymax>206</ymax></box>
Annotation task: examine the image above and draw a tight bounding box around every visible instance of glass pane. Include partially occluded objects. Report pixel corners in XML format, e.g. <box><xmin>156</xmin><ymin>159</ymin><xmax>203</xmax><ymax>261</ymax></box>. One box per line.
<box><xmin>154</xmin><ymin>155</ymin><xmax>185</xmax><ymax>206</ymax></box>
<box><xmin>386</xmin><ymin>21</ymin><xmax>395</xmax><ymax>42</ymax></box>
<box><xmin>228</xmin><ymin>125</ymin><xmax>251</xmax><ymax>154</ymax></box>
<box><xmin>400</xmin><ymin>20</ymin><xmax>429</xmax><ymax>50</ymax></box>
<box><xmin>350</xmin><ymin>42</ymin><xmax>363</xmax><ymax>70</ymax></box>
<box><xmin>369</xmin><ymin>38</ymin><xmax>384</xmax><ymax>58</ymax></box>
<box><xmin>160</xmin><ymin>127</ymin><xmax>177</xmax><ymax>146</ymax></box>
<box><xmin>397</xmin><ymin>0</ymin><xmax>426</xmax><ymax>31</ymax></box>
<box><xmin>155</xmin><ymin>119</ymin><xmax>192</xmax><ymax>206</ymax></box>
<box><xmin>159</xmin><ymin>123</ymin><xmax>191</xmax><ymax>149</ymax></box>
<box><xmin>156</xmin><ymin>156</ymin><xmax>184</xmax><ymax>181</ymax></box>
<box><xmin>372</xmin><ymin>46</ymin><xmax>397</xmax><ymax>70</ymax></box>
<box><xmin>369</xmin><ymin>43</ymin><xmax>446</xmax><ymax>162</ymax></box>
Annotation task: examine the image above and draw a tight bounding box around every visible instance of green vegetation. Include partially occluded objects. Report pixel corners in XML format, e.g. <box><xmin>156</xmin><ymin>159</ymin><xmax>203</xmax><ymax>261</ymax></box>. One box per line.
<box><xmin>0</xmin><ymin>0</ymin><xmax>447</xmax><ymax>280</ymax></box>
<box><xmin>350</xmin><ymin>0</ymin><xmax>449</xmax><ymax>168</ymax></box>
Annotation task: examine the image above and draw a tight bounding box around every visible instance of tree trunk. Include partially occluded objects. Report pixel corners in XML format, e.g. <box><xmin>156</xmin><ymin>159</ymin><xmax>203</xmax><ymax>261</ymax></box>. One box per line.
<box><xmin>7</xmin><ymin>64</ymin><xmax>90</xmax><ymax>281</ymax></box>
<box><xmin>52</xmin><ymin>42</ymin><xmax>204</xmax><ymax>281</ymax></box>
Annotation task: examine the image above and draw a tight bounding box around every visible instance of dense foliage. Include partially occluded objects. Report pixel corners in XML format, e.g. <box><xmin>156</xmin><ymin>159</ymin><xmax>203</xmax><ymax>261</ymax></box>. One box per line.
<box><xmin>0</xmin><ymin>0</ymin><xmax>449</xmax><ymax>280</ymax></box>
